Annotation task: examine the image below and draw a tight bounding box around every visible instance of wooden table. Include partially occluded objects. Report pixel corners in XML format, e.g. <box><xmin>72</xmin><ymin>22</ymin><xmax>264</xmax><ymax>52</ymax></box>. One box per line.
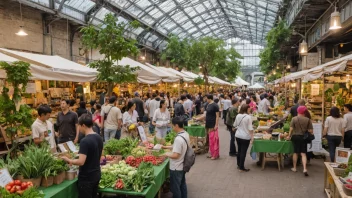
<box><xmin>324</xmin><ymin>162</ymin><xmax>352</xmax><ymax>198</ymax></box>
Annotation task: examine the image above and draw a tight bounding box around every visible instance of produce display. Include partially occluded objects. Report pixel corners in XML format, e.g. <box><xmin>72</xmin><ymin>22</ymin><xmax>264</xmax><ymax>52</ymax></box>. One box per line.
<box><xmin>126</xmin><ymin>155</ymin><xmax>165</xmax><ymax>167</ymax></box>
<box><xmin>99</xmin><ymin>161</ymin><xmax>155</xmax><ymax>192</ymax></box>
<box><xmin>0</xmin><ymin>180</ymin><xmax>44</xmax><ymax>198</ymax></box>
<box><xmin>103</xmin><ymin>138</ymin><xmax>139</xmax><ymax>157</ymax></box>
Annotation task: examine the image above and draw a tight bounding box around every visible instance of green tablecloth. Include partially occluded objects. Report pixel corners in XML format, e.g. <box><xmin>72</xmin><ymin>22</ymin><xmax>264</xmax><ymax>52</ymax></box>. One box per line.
<box><xmin>251</xmin><ymin>140</ymin><xmax>294</xmax><ymax>154</ymax></box>
<box><xmin>98</xmin><ymin>159</ymin><xmax>170</xmax><ymax>198</ymax></box>
<box><xmin>184</xmin><ymin>125</ymin><xmax>206</xmax><ymax>137</ymax></box>
<box><xmin>41</xmin><ymin>179</ymin><xmax>78</xmax><ymax>198</ymax></box>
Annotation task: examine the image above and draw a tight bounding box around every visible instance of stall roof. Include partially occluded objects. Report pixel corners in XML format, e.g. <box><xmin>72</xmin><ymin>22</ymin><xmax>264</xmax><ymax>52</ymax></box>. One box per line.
<box><xmin>144</xmin><ymin>63</ymin><xmax>179</xmax><ymax>83</ymax></box>
<box><xmin>248</xmin><ymin>83</ymin><xmax>264</xmax><ymax>89</ymax></box>
<box><xmin>235</xmin><ymin>76</ymin><xmax>250</xmax><ymax>86</ymax></box>
<box><xmin>0</xmin><ymin>52</ymin><xmax>96</xmax><ymax>82</ymax></box>
<box><xmin>116</xmin><ymin>57</ymin><xmax>165</xmax><ymax>84</ymax></box>
<box><xmin>209</xmin><ymin>76</ymin><xmax>231</xmax><ymax>85</ymax></box>
<box><xmin>145</xmin><ymin>63</ymin><xmax>193</xmax><ymax>82</ymax></box>
<box><xmin>180</xmin><ymin>70</ymin><xmax>216</xmax><ymax>84</ymax></box>
<box><xmin>0</xmin><ymin>48</ymin><xmax>97</xmax><ymax>75</ymax></box>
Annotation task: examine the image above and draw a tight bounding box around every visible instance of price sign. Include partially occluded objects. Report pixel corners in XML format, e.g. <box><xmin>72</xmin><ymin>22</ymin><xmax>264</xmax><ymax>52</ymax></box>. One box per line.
<box><xmin>66</xmin><ymin>141</ymin><xmax>78</xmax><ymax>153</ymax></box>
<box><xmin>311</xmin><ymin>84</ymin><xmax>320</xmax><ymax>96</ymax></box>
<box><xmin>0</xmin><ymin>168</ymin><xmax>13</xmax><ymax>187</ymax></box>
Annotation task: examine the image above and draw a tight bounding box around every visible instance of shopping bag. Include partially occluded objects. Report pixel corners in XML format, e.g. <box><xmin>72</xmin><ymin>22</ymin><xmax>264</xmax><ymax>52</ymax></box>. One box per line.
<box><xmin>209</xmin><ymin>129</ymin><xmax>219</xmax><ymax>158</ymax></box>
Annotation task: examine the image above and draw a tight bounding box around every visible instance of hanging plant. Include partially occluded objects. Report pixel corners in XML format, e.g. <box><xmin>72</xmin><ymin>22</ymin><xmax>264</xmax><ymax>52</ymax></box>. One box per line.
<box><xmin>0</xmin><ymin>61</ymin><xmax>33</xmax><ymax>145</ymax></box>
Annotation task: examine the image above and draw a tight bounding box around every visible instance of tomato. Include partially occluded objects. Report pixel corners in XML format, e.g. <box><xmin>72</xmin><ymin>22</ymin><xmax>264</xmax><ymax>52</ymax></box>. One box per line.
<box><xmin>10</xmin><ymin>186</ymin><xmax>16</xmax><ymax>193</ymax></box>
<box><xmin>27</xmin><ymin>181</ymin><xmax>33</xmax><ymax>186</ymax></box>
<box><xmin>21</xmin><ymin>182</ymin><xmax>28</xmax><ymax>190</ymax></box>
<box><xmin>14</xmin><ymin>180</ymin><xmax>21</xmax><ymax>185</ymax></box>
<box><xmin>15</xmin><ymin>185</ymin><xmax>21</xmax><ymax>191</ymax></box>
<box><xmin>8</xmin><ymin>181</ymin><xmax>15</xmax><ymax>187</ymax></box>
<box><xmin>6</xmin><ymin>185</ymin><xmax>12</xmax><ymax>191</ymax></box>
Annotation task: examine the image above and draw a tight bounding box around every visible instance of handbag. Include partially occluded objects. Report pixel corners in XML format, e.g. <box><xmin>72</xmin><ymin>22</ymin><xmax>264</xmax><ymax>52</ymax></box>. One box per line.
<box><xmin>298</xmin><ymin>118</ymin><xmax>315</xmax><ymax>143</ymax></box>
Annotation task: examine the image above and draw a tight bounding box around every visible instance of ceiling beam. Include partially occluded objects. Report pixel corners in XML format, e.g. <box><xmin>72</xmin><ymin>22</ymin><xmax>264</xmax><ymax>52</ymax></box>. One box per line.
<box><xmin>57</xmin><ymin>0</ymin><xmax>67</xmax><ymax>11</ymax></box>
<box><xmin>216</xmin><ymin>0</ymin><xmax>237</xmax><ymax>38</ymax></box>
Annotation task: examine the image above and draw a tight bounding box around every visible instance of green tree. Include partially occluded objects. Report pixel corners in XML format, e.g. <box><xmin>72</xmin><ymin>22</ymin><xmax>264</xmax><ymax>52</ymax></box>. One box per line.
<box><xmin>259</xmin><ymin>20</ymin><xmax>291</xmax><ymax>77</ymax></box>
<box><xmin>160</xmin><ymin>35</ymin><xmax>190</xmax><ymax>69</ymax></box>
<box><xmin>80</xmin><ymin>13</ymin><xmax>140</xmax><ymax>95</ymax></box>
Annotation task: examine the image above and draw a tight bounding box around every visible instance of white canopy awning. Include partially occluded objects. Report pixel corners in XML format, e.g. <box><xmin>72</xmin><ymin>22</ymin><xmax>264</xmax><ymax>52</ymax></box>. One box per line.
<box><xmin>116</xmin><ymin>57</ymin><xmax>164</xmax><ymax>84</ymax></box>
<box><xmin>0</xmin><ymin>51</ymin><xmax>97</xmax><ymax>82</ymax></box>
<box><xmin>209</xmin><ymin>76</ymin><xmax>231</xmax><ymax>85</ymax></box>
<box><xmin>145</xmin><ymin>64</ymin><xmax>193</xmax><ymax>82</ymax></box>
<box><xmin>248</xmin><ymin>83</ymin><xmax>264</xmax><ymax>89</ymax></box>
<box><xmin>144</xmin><ymin>63</ymin><xmax>180</xmax><ymax>83</ymax></box>
<box><xmin>0</xmin><ymin>48</ymin><xmax>97</xmax><ymax>75</ymax></box>
<box><xmin>235</xmin><ymin>76</ymin><xmax>250</xmax><ymax>86</ymax></box>
<box><xmin>302</xmin><ymin>54</ymin><xmax>352</xmax><ymax>82</ymax></box>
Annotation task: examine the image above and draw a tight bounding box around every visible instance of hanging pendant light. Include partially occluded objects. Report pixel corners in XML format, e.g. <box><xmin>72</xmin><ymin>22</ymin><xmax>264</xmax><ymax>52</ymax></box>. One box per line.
<box><xmin>329</xmin><ymin>6</ymin><xmax>342</xmax><ymax>30</ymax></box>
<box><xmin>299</xmin><ymin>40</ymin><xmax>308</xmax><ymax>56</ymax></box>
<box><xmin>16</xmin><ymin>3</ymin><xmax>28</xmax><ymax>36</ymax></box>
<box><xmin>16</xmin><ymin>26</ymin><xmax>28</xmax><ymax>36</ymax></box>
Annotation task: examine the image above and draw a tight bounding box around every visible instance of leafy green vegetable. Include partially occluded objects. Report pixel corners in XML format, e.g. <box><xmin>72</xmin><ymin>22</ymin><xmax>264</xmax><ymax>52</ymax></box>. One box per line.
<box><xmin>152</xmin><ymin>149</ymin><xmax>165</xmax><ymax>157</ymax></box>
<box><xmin>103</xmin><ymin>138</ymin><xmax>139</xmax><ymax>157</ymax></box>
<box><xmin>165</xmin><ymin>132</ymin><xmax>177</xmax><ymax>144</ymax></box>
<box><xmin>0</xmin><ymin>158</ymin><xmax>19</xmax><ymax>178</ymax></box>
<box><xmin>99</xmin><ymin>171</ymin><xmax>117</xmax><ymax>189</ymax></box>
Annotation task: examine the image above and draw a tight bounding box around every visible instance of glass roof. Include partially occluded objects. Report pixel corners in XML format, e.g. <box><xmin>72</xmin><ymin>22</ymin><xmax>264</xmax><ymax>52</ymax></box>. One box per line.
<box><xmin>26</xmin><ymin>0</ymin><xmax>282</xmax><ymax>49</ymax></box>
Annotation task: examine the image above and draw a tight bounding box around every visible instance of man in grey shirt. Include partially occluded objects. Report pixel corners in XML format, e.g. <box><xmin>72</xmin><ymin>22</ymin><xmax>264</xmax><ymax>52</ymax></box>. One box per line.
<box><xmin>162</xmin><ymin>116</ymin><xmax>190</xmax><ymax>198</ymax></box>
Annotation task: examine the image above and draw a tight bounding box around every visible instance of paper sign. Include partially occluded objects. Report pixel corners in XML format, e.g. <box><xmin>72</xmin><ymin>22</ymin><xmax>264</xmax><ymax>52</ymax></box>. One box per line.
<box><xmin>25</xmin><ymin>83</ymin><xmax>36</xmax><ymax>93</ymax></box>
<box><xmin>0</xmin><ymin>168</ymin><xmax>13</xmax><ymax>187</ymax></box>
<box><xmin>137</xmin><ymin>126</ymin><xmax>147</xmax><ymax>143</ymax></box>
<box><xmin>311</xmin><ymin>84</ymin><xmax>320</xmax><ymax>96</ymax></box>
<box><xmin>58</xmin><ymin>143</ymin><xmax>68</xmax><ymax>153</ymax></box>
<box><xmin>308</xmin><ymin>123</ymin><xmax>323</xmax><ymax>152</ymax></box>
<box><xmin>336</xmin><ymin>147</ymin><xmax>352</xmax><ymax>163</ymax></box>
<box><xmin>66</xmin><ymin>141</ymin><xmax>78</xmax><ymax>153</ymax></box>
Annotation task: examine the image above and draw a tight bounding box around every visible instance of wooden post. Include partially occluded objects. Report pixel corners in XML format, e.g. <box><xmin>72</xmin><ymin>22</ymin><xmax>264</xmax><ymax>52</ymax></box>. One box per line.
<box><xmin>322</xmin><ymin>73</ymin><xmax>325</xmax><ymax>124</ymax></box>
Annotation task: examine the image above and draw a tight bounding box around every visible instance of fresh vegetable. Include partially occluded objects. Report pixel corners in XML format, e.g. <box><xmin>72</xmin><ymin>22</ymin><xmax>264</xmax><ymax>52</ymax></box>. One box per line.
<box><xmin>165</xmin><ymin>132</ymin><xmax>177</xmax><ymax>144</ymax></box>
<box><xmin>130</xmin><ymin>162</ymin><xmax>155</xmax><ymax>192</ymax></box>
<box><xmin>0</xmin><ymin>184</ymin><xmax>43</xmax><ymax>197</ymax></box>
<box><xmin>338</xmin><ymin>163</ymin><xmax>348</xmax><ymax>169</ymax></box>
<box><xmin>152</xmin><ymin>149</ymin><xmax>165</xmax><ymax>157</ymax></box>
<box><xmin>103</xmin><ymin>138</ymin><xmax>139</xmax><ymax>157</ymax></box>
<box><xmin>126</xmin><ymin>155</ymin><xmax>165</xmax><ymax>167</ymax></box>
<box><xmin>115</xmin><ymin>179</ymin><xmax>124</xmax><ymax>189</ymax></box>
<box><xmin>2</xmin><ymin>180</ymin><xmax>35</xmax><ymax>196</ymax></box>
<box><xmin>131</xmin><ymin>147</ymin><xmax>146</xmax><ymax>157</ymax></box>
<box><xmin>99</xmin><ymin>169</ymin><xmax>117</xmax><ymax>189</ymax></box>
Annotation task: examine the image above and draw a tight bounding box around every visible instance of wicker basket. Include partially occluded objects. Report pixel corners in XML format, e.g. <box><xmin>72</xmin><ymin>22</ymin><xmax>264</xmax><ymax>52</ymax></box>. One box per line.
<box><xmin>343</xmin><ymin>184</ymin><xmax>352</xmax><ymax>196</ymax></box>
<box><xmin>333</xmin><ymin>168</ymin><xmax>346</xmax><ymax>176</ymax></box>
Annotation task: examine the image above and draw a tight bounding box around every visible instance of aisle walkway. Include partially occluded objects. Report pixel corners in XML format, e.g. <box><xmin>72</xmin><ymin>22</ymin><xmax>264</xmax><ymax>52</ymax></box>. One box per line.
<box><xmin>163</xmin><ymin>122</ymin><xmax>325</xmax><ymax>198</ymax></box>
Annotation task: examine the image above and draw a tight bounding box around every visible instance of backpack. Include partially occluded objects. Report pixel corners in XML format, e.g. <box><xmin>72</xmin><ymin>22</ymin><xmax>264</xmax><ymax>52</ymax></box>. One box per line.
<box><xmin>178</xmin><ymin>135</ymin><xmax>195</xmax><ymax>172</ymax></box>
<box><xmin>226</xmin><ymin>107</ymin><xmax>238</xmax><ymax>126</ymax></box>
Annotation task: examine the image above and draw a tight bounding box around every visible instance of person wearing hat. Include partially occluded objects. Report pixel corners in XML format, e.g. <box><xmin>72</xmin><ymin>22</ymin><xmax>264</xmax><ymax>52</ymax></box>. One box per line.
<box><xmin>287</xmin><ymin>106</ymin><xmax>313</xmax><ymax>176</ymax></box>
<box><xmin>132</xmin><ymin>91</ymin><xmax>146</xmax><ymax>122</ymax></box>
<box><xmin>344</xmin><ymin>104</ymin><xmax>352</xmax><ymax>149</ymax></box>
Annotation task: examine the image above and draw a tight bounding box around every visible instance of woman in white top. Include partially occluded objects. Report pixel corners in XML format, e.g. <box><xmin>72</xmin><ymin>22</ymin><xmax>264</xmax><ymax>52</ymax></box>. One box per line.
<box><xmin>122</xmin><ymin>101</ymin><xmax>140</xmax><ymax>138</ymax></box>
<box><xmin>233</xmin><ymin>104</ymin><xmax>253</xmax><ymax>172</ymax></box>
<box><xmin>323</xmin><ymin>107</ymin><xmax>346</xmax><ymax>162</ymax></box>
<box><xmin>153</xmin><ymin>100</ymin><xmax>171</xmax><ymax>138</ymax></box>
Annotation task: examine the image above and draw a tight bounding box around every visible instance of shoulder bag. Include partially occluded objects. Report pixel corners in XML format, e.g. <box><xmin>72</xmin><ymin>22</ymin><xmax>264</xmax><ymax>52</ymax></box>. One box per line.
<box><xmin>298</xmin><ymin>118</ymin><xmax>315</xmax><ymax>143</ymax></box>
<box><xmin>232</xmin><ymin>115</ymin><xmax>247</xmax><ymax>134</ymax></box>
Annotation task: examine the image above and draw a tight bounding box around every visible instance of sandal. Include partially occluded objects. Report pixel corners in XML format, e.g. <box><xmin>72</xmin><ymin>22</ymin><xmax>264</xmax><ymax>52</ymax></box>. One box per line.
<box><xmin>239</xmin><ymin>169</ymin><xmax>250</xmax><ymax>172</ymax></box>
<box><xmin>291</xmin><ymin>168</ymin><xmax>297</xmax><ymax>172</ymax></box>
<box><xmin>211</xmin><ymin>157</ymin><xmax>219</xmax><ymax>160</ymax></box>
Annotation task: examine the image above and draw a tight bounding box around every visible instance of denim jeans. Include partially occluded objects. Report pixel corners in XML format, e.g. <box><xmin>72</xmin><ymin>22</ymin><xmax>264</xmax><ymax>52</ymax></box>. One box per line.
<box><xmin>77</xmin><ymin>180</ymin><xmax>99</xmax><ymax>198</ymax></box>
<box><xmin>227</xmin><ymin>125</ymin><xmax>237</xmax><ymax>155</ymax></box>
<box><xmin>104</xmin><ymin>128</ymin><xmax>117</xmax><ymax>142</ymax></box>
<box><xmin>327</xmin><ymin>135</ymin><xmax>342</xmax><ymax>162</ymax></box>
<box><xmin>149</xmin><ymin>118</ymin><xmax>155</xmax><ymax>134</ymax></box>
<box><xmin>170</xmin><ymin>170</ymin><xmax>187</xmax><ymax>198</ymax></box>
<box><xmin>344</xmin><ymin>130</ymin><xmax>352</xmax><ymax>149</ymax></box>
<box><xmin>115</xmin><ymin>129</ymin><xmax>121</xmax><ymax>140</ymax></box>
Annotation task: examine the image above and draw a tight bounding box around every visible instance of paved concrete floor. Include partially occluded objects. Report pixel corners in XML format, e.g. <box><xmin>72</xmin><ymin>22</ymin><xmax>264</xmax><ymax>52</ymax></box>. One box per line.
<box><xmin>162</xmin><ymin>122</ymin><xmax>326</xmax><ymax>198</ymax></box>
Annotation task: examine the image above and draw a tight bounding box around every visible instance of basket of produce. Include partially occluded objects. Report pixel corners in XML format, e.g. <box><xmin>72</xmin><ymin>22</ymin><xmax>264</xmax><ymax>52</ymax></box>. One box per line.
<box><xmin>343</xmin><ymin>184</ymin><xmax>352</xmax><ymax>196</ymax></box>
<box><xmin>334</xmin><ymin>163</ymin><xmax>347</xmax><ymax>176</ymax></box>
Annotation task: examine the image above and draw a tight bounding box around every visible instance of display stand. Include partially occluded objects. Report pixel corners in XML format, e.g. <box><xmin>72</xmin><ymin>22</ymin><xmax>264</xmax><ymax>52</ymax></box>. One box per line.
<box><xmin>324</xmin><ymin>162</ymin><xmax>352</xmax><ymax>198</ymax></box>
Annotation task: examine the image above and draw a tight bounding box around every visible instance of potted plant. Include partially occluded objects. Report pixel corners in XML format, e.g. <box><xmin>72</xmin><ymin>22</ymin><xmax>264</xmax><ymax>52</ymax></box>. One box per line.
<box><xmin>53</xmin><ymin>159</ymin><xmax>69</xmax><ymax>184</ymax></box>
<box><xmin>41</xmin><ymin>168</ymin><xmax>54</xmax><ymax>187</ymax></box>
<box><xmin>18</xmin><ymin>144</ymin><xmax>55</xmax><ymax>187</ymax></box>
